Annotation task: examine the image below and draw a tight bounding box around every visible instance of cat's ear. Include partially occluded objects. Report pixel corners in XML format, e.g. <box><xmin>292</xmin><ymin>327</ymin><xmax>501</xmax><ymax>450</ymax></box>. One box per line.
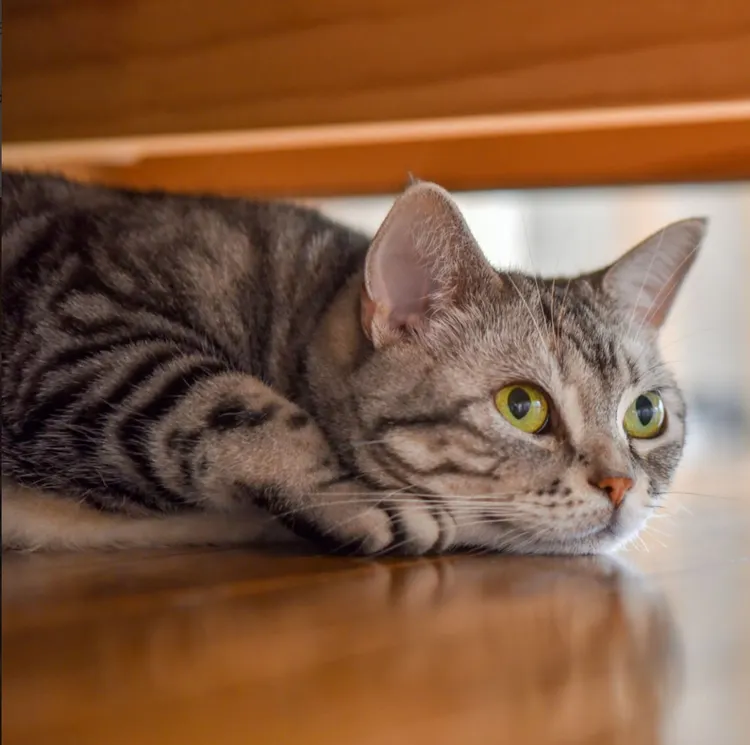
<box><xmin>598</xmin><ymin>218</ymin><xmax>707</xmax><ymax>331</ymax></box>
<box><xmin>362</xmin><ymin>181</ymin><xmax>494</xmax><ymax>347</ymax></box>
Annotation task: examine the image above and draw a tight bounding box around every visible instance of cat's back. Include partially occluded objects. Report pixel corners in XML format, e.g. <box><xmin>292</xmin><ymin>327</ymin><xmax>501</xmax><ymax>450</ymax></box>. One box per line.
<box><xmin>2</xmin><ymin>171</ymin><xmax>190</xmax><ymax>278</ymax></box>
<box><xmin>2</xmin><ymin>170</ymin><xmax>264</xmax><ymax>264</ymax></box>
<box><xmin>2</xmin><ymin>170</ymin><xmax>370</xmax><ymax>275</ymax></box>
<box><xmin>1</xmin><ymin>171</ymin><xmax>370</xmax><ymax>388</ymax></box>
<box><xmin>1</xmin><ymin>170</ymin><xmax>367</xmax><ymax>267</ymax></box>
<box><xmin>3</xmin><ymin>170</ymin><xmax>99</xmax><ymax>222</ymax></box>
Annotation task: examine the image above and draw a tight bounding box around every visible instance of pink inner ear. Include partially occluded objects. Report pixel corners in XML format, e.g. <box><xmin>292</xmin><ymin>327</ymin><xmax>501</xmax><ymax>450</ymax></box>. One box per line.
<box><xmin>364</xmin><ymin>188</ymin><xmax>447</xmax><ymax>336</ymax></box>
<box><xmin>370</xmin><ymin>244</ymin><xmax>437</xmax><ymax>327</ymax></box>
<box><xmin>362</xmin><ymin>181</ymin><xmax>494</xmax><ymax>346</ymax></box>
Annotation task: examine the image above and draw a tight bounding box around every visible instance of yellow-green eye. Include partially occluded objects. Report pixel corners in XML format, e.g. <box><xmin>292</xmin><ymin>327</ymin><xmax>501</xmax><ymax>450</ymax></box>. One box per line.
<box><xmin>623</xmin><ymin>391</ymin><xmax>666</xmax><ymax>439</ymax></box>
<box><xmin>495</xmin><ymin>384</ymin><xmax>550</xmax><ymax>434</ymax></box>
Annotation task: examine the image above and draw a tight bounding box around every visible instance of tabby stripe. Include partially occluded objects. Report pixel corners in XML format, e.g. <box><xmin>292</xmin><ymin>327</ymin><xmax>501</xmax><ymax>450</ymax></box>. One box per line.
<box><xmin>624</xmin><ymin>354</ymin><xmax>641</xmax><ymax>383</ymax></box>
<box><xmin>16</xmin><ymin>370</ymin><xmax>102</xmax><ymax>443</ymax></box>
<box><xmin>569</xmin><ymin>299</ymin><xmax>617</xmax><ymax>372</ymax></box>
<box><xmin>55</xmin><ymin>333</ymin><xmax>205</xmax><ymax>371</ymax></box>
<box><xmin>63</xmin><ymin>262</ymin><xmax>230</xmax><ymax>360</ymax></box>
<box><xmin>256</xmin><ymin>231</ymin><xmax>275</xmax><ymax>377</ymax></box>
<box><xmin>364</xmin><ymin>445</ymin><xmax>414</xmax><ymax>489</ymax></box>
<box><xmin>2</xmin><ymin>218</ymin><xmax>68</xmax><ymax>330</ymax></box>
<box><xmin>18</xmin><ymin>333</ymin><xmax>209</xmax><ymax>414</ymax></box>
<box><xmin>370</xmin><ymin>397</ymin><xmax>488</xmax><ymax>441</ymax></box>
<box><xmin>45</xmin><ymin>253</ymin><xmax>87</xmax><ymax>316</ymax></box>
<box><xmin>235</xmin><ymin>271</ymin><xmax>266</xmax><ymax>372</ymax></box>
<box><xmin>3</xmin><ymin>220</ymin><xmax>72</xmax><ymax>387</ymax></box>
<box><xmin>58</xmin><ymin>303</ymin><xmax>219</xmax><ymax>360</ymax></box>
<box><xmin>58</xmin><ymin>313</ymin><xmax>140</xmax><ymax>337</ymax></box>
<box><xmin>594</xmin><ymin>333</ymin><xmax>616</xmax><ymax>373</ymax></box>
<box><xmin>538</xmin><ymin>293</ymin><xmax>554</xmax><ymax>328</ymax></box>
<box><xmin>118</xmin><ymin>359</ymin><xmax>227</xmax><ymax>506</ymax></box>
<box><xmin>563</xmin><ymin>327</ymin><xmax>604</xmax><ymax>372</ymax></box>
<box><xmin>70</xmin><ymin>346</ymin><xmax>182</xmax><ymax>457</ymax></box>
<box><xmin>379</xmin><ymin>442</ymin><xmax>498</xmax><ymax>478</ymax></box>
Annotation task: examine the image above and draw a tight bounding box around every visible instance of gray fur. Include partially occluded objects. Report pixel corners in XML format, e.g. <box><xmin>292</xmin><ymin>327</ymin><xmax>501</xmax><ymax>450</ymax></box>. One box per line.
<box><xmin>1</xmin><ymin>172</ymin><xmax>705</xmax><ymax>554</ymax></box>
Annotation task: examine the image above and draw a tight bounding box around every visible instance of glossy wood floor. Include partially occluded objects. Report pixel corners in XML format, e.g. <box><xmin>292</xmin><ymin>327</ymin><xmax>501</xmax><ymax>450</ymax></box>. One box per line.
<box><xmin>3</xmin><ymin>463</ymin><xmax>749</xmax><ymax>745</ymax></box>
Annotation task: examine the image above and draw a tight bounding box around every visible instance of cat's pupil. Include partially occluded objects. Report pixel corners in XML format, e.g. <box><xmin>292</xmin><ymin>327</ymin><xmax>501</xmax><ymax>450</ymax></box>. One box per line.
<box><xmin>635</xmin><ymin>395</ymin><xmax>654</xmax><ymax>426</ymax></box>
<box><xmin>508</xmin><ymin>387</ymin><xmax>532</xmax><ymax>420</ymax></box>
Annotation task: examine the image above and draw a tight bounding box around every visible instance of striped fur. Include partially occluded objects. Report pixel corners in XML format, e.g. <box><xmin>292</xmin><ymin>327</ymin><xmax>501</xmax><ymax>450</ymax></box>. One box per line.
<box><xmin>1</xmin><ymin>173</ymin><xmax>704</xmax><ymax>554</ymax></box>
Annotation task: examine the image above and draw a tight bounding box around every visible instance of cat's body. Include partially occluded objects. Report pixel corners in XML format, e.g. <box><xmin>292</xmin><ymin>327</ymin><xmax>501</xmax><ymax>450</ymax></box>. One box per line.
<box><xmin>1</xmin><ymin>171</ymin><xmax>705</xmax><ymax>554</ymax></box>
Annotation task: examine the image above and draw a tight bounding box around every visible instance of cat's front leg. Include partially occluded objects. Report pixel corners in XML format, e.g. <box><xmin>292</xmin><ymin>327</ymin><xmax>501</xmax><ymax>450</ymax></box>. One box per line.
<box><xmin>155</xmin><ymin>372</ymin><xmax>445</xmax><ymax>554</ymax></box>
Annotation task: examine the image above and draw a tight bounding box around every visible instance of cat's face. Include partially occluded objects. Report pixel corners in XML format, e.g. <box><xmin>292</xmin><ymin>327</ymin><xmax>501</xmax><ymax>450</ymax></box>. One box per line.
<box><xmin>349</xmin><ymin>182</ymin><xmax>704</xmax><ymax>555</ymax></box>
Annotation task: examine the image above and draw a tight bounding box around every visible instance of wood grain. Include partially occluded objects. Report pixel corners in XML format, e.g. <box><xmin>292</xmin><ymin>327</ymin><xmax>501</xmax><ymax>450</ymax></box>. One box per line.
<box><xmin>3</xmin><ymin>466</ymin><xmax>750</xmax><ymax>745</ymax></box>
<box><xmin>5</xmin><ymin>0</ymin><xmax>750</xmax><ymax>143</ymax></box>
<box><xmin>1</xmin><ymin>555</ymin><xmax>676</xmax><ymax>745</ymax></box>
<box><xmin>24</xmin><ymin>117</ymin><xmax>750</xmax><ymax>198</ymax></box>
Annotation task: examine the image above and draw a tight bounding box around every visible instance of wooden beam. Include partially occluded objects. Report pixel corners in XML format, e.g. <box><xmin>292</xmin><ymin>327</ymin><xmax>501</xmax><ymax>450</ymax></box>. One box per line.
<box><xmin>5</xmin><ymin>0</ymin><xmax>750</xmax><ymax>143</ymax></box>
<box><xmin>10</xmin><ymin>111</ymin><xmax>750</xmax><ymax>198</ymax></box>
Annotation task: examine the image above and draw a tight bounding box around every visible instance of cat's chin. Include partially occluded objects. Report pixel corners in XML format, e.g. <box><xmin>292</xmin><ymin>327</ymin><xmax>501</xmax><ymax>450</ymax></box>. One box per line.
<box><xmin>495</xmin><ymin>533</ymin><xmax>631</xmax><ymax>557</ymax></box>
<box><xmin>525</xmin><ymin>533</ymin><xmax>630</xmax><ymax>557</ymax></box>
<box><xmin>537</xmin><ymin>524</ymin><xmax>647</xmax><ymax>556</ymax></box>
<box><xmin>455</xmin><ymin>514</ymin><xmax>646</xmax><ymax>556</ymax></box>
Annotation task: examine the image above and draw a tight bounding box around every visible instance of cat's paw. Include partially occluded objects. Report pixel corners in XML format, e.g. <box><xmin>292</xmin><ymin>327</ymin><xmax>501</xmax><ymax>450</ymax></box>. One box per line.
<box><xmin>259</xmin><ymin>480</ymin><xmax>455</xmax><ymax>556</ymax></box>
<box><xmin>381</xmin><ymin>498</ymin><xmax>456</xmax><ymax>555</ymax></box>
<box><xmin>307</xmin><ymin>482</ymin><xmax>455</xmax><ymax>556</ymax></box>
<box><xmin>315</xmin><ymin>498</ymin><xmax>395</xmax><ymax>555</ymax></box>
<box><xmin>264</xmin><ymin>480</ymin><xmax>455</xmax><ymax>556</ymax></box>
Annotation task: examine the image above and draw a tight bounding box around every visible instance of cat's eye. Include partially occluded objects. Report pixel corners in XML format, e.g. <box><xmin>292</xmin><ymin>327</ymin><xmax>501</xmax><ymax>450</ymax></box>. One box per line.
<box><xmin>623</xmin><ymin>391</ymin><xmax>666</xmax><ymax>439</ymax></box>
<box><xmin>495</xmin><ymin>384</ymin><xmax>550</xmax><ymax>434</ymax></box>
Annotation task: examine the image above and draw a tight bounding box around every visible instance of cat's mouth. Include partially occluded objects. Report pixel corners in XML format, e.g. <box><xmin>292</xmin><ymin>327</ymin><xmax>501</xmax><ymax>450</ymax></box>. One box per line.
<box><xmin>481</xmin><ymin>510</ymin><xmax>628</xmax><ymax>556</ymax></box>
<box><xmin>564</xmin><ymin>510</ymin><xmax>624</xmax><ymax>544</ymax></box>
<box><xmin>561</xmin><ymin>512</ymin><xmax>633</xmax><ymax>554</ymax></box>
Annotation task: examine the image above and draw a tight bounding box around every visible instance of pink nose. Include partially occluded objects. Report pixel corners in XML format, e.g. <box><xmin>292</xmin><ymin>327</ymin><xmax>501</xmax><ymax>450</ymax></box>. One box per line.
<box><xmin>590</xmin><ymin>476</ymin><xmax>634</xmax><ymax>507</ymax></box>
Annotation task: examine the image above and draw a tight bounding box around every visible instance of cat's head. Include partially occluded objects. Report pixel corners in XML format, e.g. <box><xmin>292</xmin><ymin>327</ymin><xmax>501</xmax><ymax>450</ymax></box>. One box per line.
<box><xmin>347</xmin><ymin>181</ymin><xmax>705</xmax><ymax>555</ymax></box>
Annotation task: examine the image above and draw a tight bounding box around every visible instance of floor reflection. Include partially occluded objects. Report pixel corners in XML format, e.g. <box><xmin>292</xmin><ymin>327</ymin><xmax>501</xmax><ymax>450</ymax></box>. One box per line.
<box><xmin>3</xmin><ymin>553</ymin><xmax>681</xmax><ymax>745</ymax></box>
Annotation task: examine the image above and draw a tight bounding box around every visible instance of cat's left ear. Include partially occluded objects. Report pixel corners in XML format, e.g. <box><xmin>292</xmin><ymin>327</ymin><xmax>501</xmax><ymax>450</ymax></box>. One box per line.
<box><xmin>362</xmin><ymin>181</ymin><xmax>496</xmax><ymax>347</ymax></box>
<box><xmin>597</xmin><ymin>218</ymin><xmax>708</xmax><ymax>331</ymax></box>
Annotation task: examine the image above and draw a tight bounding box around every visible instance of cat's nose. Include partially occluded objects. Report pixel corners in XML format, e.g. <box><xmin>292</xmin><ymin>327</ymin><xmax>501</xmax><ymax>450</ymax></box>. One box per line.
<box><xmin>589</xmin><ymin>475</ymin><xmax>634</xmax><ymax>507</ymax></box>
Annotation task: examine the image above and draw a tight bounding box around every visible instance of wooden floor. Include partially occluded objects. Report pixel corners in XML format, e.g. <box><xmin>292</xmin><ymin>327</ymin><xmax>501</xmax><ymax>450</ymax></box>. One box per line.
<box><xmin>3</xmin><ymin>463</ymin><xmax>749</xmax><ymax>745</ymax></box>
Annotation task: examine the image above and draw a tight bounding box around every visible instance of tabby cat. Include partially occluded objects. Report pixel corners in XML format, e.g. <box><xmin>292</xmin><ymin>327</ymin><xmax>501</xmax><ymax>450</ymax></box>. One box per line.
<box><xmin>1</xmin><ymin>172</ymin><xmax>705</xmax><ymax>554</ymax></box>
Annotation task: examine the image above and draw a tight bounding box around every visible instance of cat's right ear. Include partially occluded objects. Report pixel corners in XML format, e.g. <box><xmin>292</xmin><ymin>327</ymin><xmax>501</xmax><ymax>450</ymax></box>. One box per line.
<box><xmin>597</xmin><ymin>218</ymin><xmax>707</xmax><ymax>331</ymax></box>
<box><xmin>361</xmin><ymin>182</ymin><xmax>494</xmax><ymax>347</ymax></box>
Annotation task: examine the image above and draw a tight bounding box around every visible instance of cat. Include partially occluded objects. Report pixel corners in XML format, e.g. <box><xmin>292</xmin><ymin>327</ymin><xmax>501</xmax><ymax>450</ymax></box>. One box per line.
<box><xmin>1</xmin><ymin>171</ymin><xmax>705</xmax><ymax>554</ymax></box>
